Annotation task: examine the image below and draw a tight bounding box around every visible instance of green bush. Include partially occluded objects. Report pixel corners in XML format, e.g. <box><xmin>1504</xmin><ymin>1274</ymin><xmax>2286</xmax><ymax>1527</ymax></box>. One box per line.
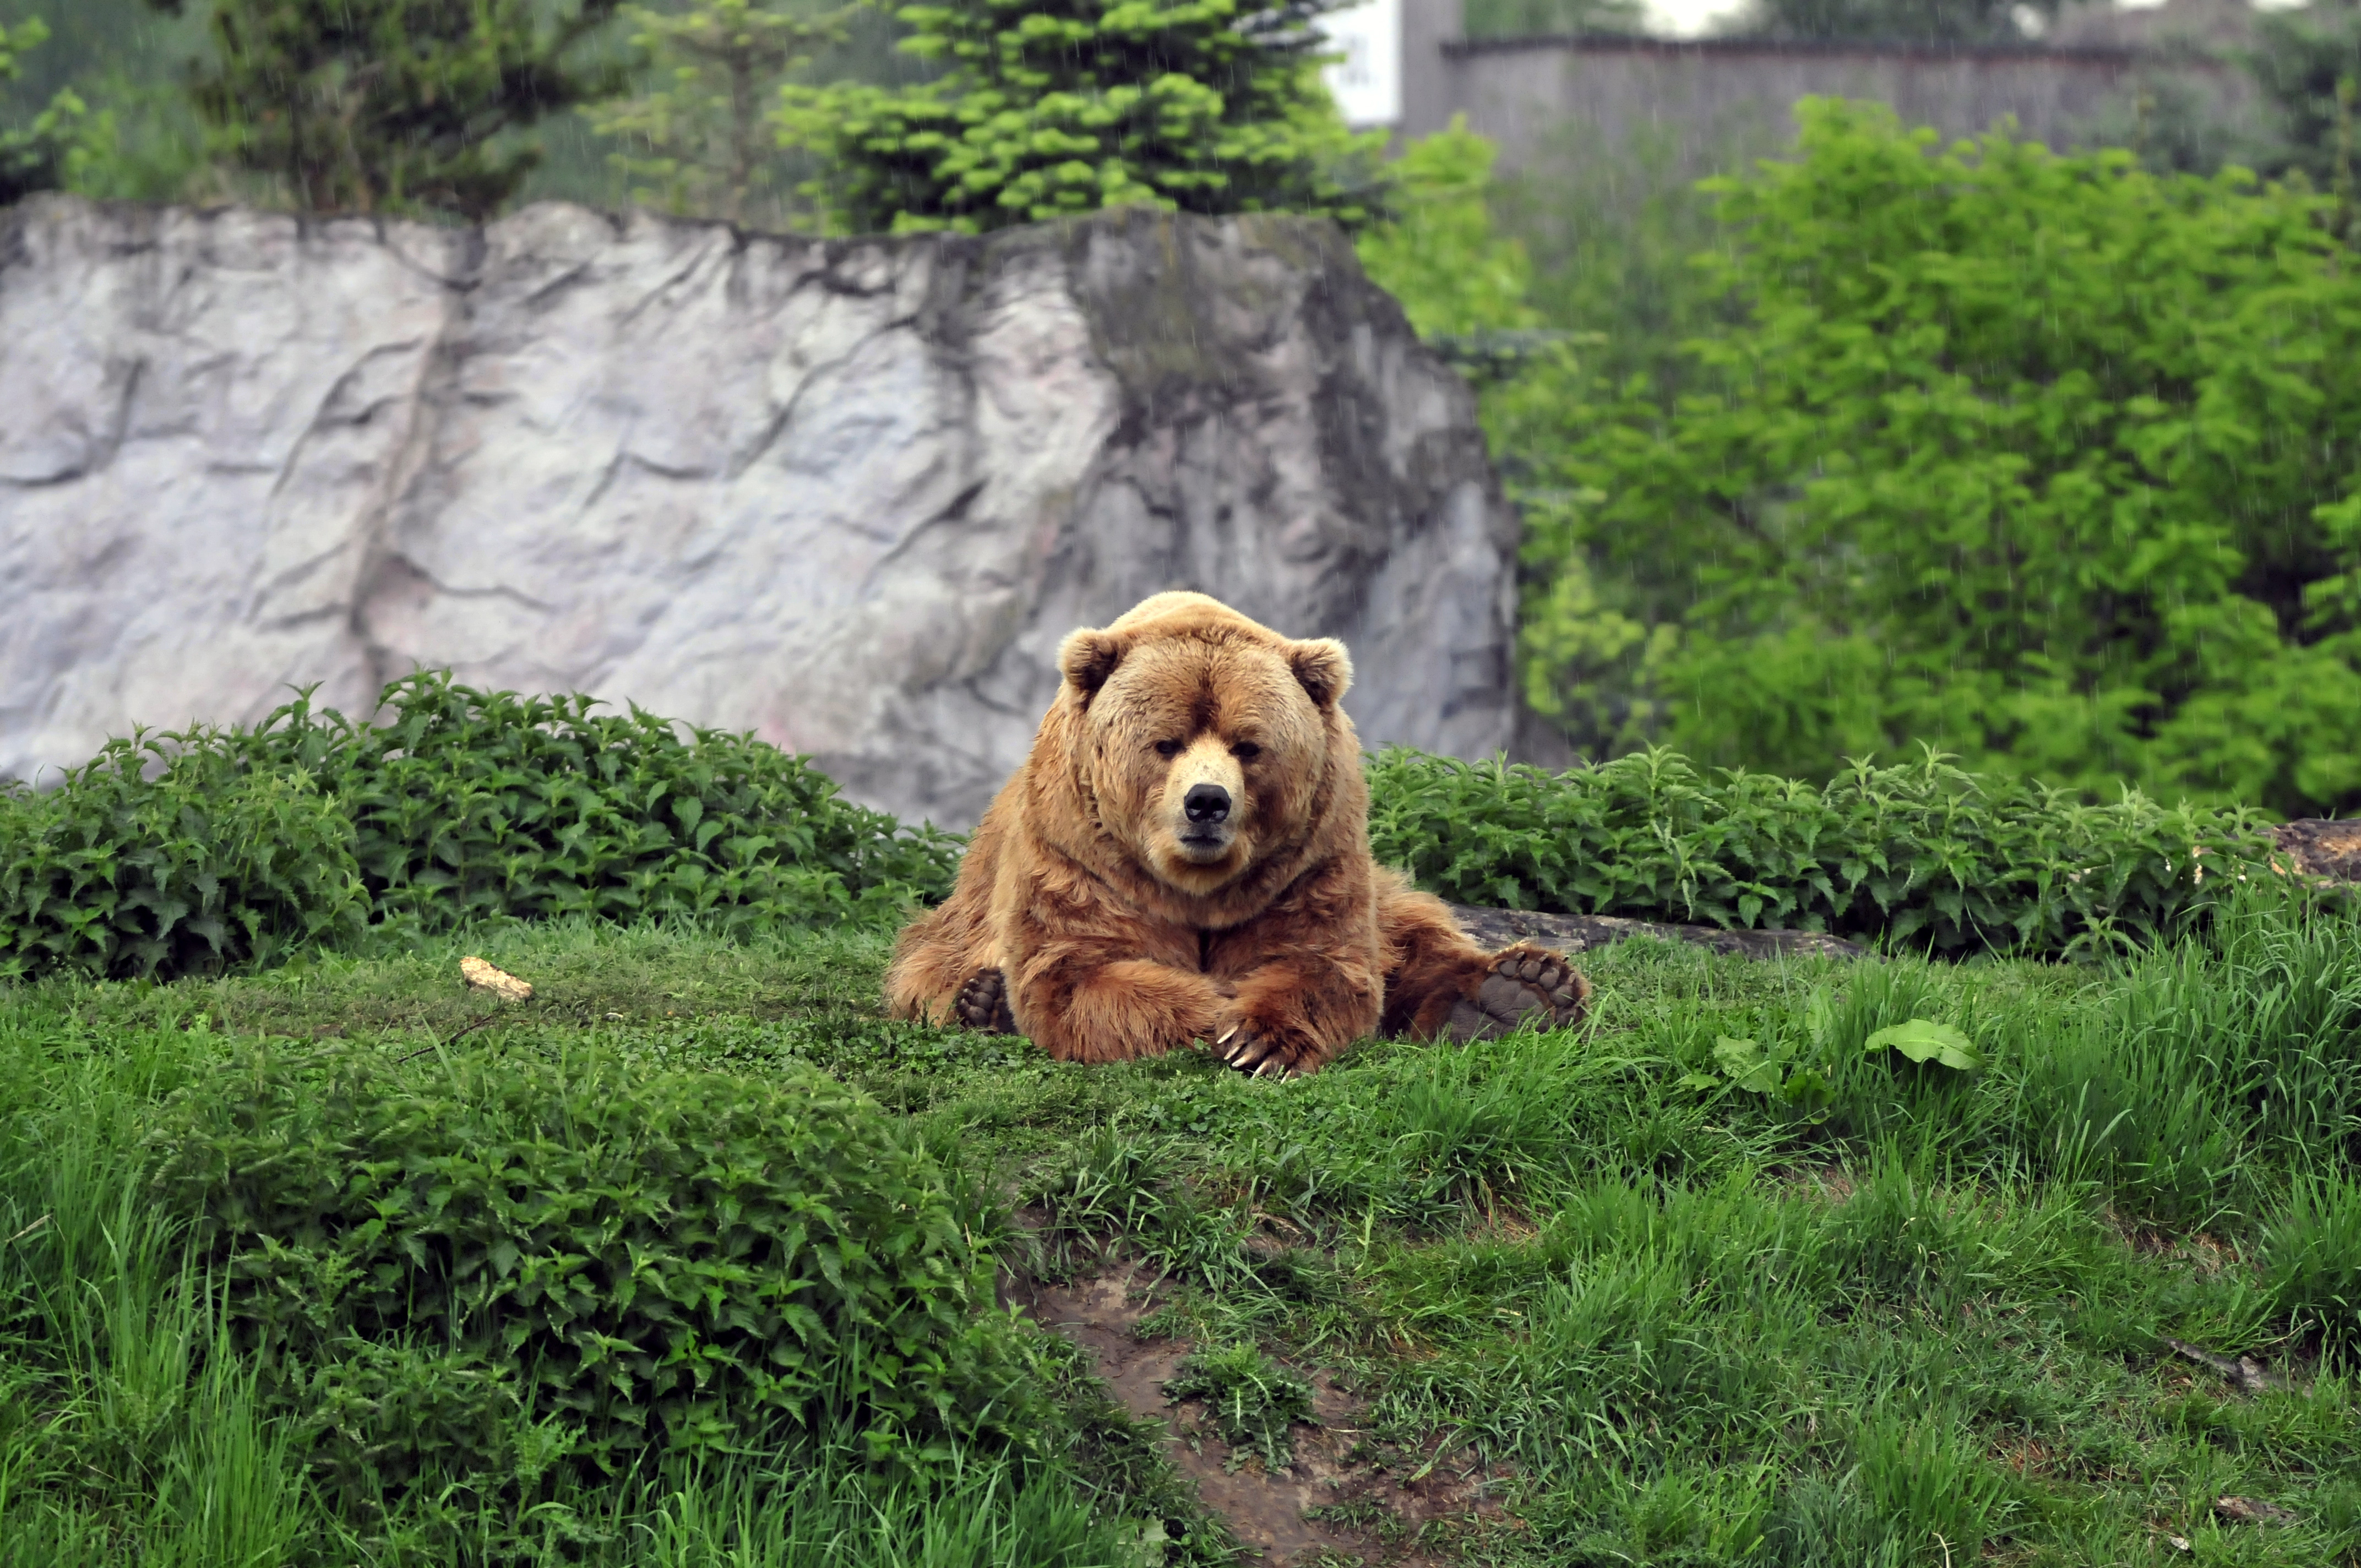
<box><xmin>0</xmin><ymin>17</ymin><xmax>94</xmax><ymax>203</ymax></box>
<box><xmin>145</xmin><ymin>1043</ymin><xmax>1036</xmax><ymax>1515</ymax></box>
<box><xmin>0</xmin><ymin>733</ymin><xmax>368</xmax><ymax>982</ymax></box>
<box><xmin>236</xmin><ymin>673</ymin><xmax>959</xmax><ymax>934</ymax></box>
<box><xmin>1367</xmin><ymin>744</ymin><xmax>2276</xmax><ymax>957</ymax></box>
<box><xmin>1517</xmin><ymin>99</ymin><xmax>2361</xmax><ymax>818</ymax></box>
<box><xmin>779</xmin><ymin>0</ymin><xmax>1380</xmax><ymax>235</ymax></box>
<box><xmin>1353</xmin><ymin>116</ymin><xmax>1537</xmax><ymax>342</ymax></box>
<box><xmin>0</xmin><ymin>673</ymin><xmax>959</xmax><ymax>982</ymax></box>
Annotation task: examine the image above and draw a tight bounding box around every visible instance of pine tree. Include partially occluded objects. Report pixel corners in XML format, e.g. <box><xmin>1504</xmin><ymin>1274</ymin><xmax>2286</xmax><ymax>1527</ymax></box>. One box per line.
<box><xmin>145</xmin><ymin>0</ymin><xmax>628</xmax><ymax>219</ymax></box>
<box><xmin>589</xmin><ymin>0</ymin><xmax>848</xmax><ymax>226</ymax></box>
<box><xmin>779</xmin><ymin>0</ymin><xmax>1381</xmax><ymax>235</ymax></box>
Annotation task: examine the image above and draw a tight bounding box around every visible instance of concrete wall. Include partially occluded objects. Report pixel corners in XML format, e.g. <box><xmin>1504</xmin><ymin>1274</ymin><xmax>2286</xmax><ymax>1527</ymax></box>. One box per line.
<box><xmin>1397</xmin><ymin>2</ymin><xmax>2255</xmax><ymax>177</ymax></box>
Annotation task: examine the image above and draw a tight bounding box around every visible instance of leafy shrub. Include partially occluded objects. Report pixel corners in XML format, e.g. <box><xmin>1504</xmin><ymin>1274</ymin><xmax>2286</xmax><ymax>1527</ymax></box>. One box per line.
<box><xmin>0</xmin><ymin>16</ymin><xmax>93</xmax><ymax>203</ymax></box>
<box><xmin>779</xmin><ymin>0</ymin><xmax>1381</xmax><ymax>235</ymax></box>
<box><xmin>1367</xmin><ymin>744</ymin><xmax>2276</xmax><ymax>957</ymax></box>
<box><xmin>1353</xmin><ymin>116</ymin><xmax>1538</xmax><ymax>342</ymax></box>
<box><xmin>235</xmin><ymin>673</ymin><xmax>959</xmax><ymax>933</ymax></box>
<box><xmin>145</xmin><ymin>1043</ymin><xmax>1036</xmax><ymax>1517</ymax></box>
<box><xmin>0</xmin><ymin>672</ymin><xmax>959</xmax><ymax>982</ymax></box>
<box><xmin>0</xmin><ymin>733</ymin><xmax>368</xmax><ymax>982</ymax></box>
<box><xmin>1517</xmin><ymin>99</ymin><xmax>2361</xmax><ymax>818</ymax></box>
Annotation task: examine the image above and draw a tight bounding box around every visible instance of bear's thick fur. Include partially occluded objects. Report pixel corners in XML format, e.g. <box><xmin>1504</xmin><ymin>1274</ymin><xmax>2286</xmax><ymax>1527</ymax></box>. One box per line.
<box><xmin>885</xmin><ymin>592</ymin><xmax>1588</xmax><ymax>1074</ymax></box>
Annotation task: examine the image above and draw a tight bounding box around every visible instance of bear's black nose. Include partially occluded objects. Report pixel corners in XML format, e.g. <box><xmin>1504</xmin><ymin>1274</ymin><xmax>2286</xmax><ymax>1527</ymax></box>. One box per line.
<box><xmin>1183</xmin><ymin>783</ymin><xmax>1231</xmax><ymax>824</ymax></box>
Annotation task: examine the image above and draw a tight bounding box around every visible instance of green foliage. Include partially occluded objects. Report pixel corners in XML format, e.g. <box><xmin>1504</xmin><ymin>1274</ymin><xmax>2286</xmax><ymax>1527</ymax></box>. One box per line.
<box><xmin>145</xmin><ymin>0</ymin><xmax>629</xmax><ymax>217</ymax></box>
<box><xmin>0</xmin><ymin>733</ymin><xmax>368</xmax><ymax>983</ymax></box>
<box><xmin>0</xmin><ymin>672</ymin><xmax>958</xmax><ymax>983</ymax></box>
<box><xmin>1521</xmin><ymin>100</ymin><xmax>2361</xmax><ymax>819</ymax></box>
<box><xmin>779</xmin><ymin>0</ymin><xmax>1383</xmax><ymax>235</ymax></box>
<box><xmin>2261</xmin><ymin>1169</ymin><xmax>2361</xmax><ymax>1360</ymax></box>
<box><xmin>1862</xmin><ymin>1017</ymin><xmax>1982</xmax><ymax>1071</ymax></box>
<box><xmin>146</xmin><ymin>1043</ymin><xmax>1033</xmax><ymax>1512</ymax></box>
<box><xmin>0</xmin><ymin>1010</ymin><xmax>1135</xmax><ymax>1562</ymax></box>
<box><xmin>588</xmin><ymin>0</ymin><xmax>849</xmax><ymax>226</ymax></box>
<box><xmin>12</xmin><ymin>900</ymin><xmax>2361</xmax><ymax>1562</ymax></box>
<box><xmin>232</xmin><ymin>673</ymin><xmax>958</xmax><ymax>935</ymax></box>
<box><xmin>0</xmin><ymin>1</ymin><xmax>216</xmax><ymax>203</ymax></box>
<box><xmin>1352</xmin><ymin>115</ymin><xmax>1536</xmax><ymax>341</ymax></box>
<box><xmin>1366</xmin><ymin>744</ymin><xmax>2276</xmax><ymax>957</ymax></box>
<box><xmin>1160</xmin><ymin>1343</ymin><xmax>1312</xmax><ymax>1472</ymax></box>
<box><xmin>1495</xmin><ymin>119</ymin><xmax>1744</xmax><ymax>393</ymax></box>
<box><xmin>1694</xmin><ymin>1032</ymin><xmax>1832</xmax><ymax>1114</ymax></box>
<box><xmin>2250</xmin><ymin>1</ymin><xmax>2361</xmax><ymax>213</ymax></box>
<box><xmin>0</xmin><ymin>16</ymin><xmax>93</xmax><ymax>203</ymax></box>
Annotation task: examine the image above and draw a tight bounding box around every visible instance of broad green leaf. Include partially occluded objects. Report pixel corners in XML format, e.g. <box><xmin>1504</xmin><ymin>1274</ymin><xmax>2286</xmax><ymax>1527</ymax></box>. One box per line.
<box><xmin>1863</xmin><ymin>1018</ymin><xmax>1983</xmax><ymax>1072</ymax></box>
<box><xmin>1713</xmin><ymin>1035</ymin><xmax>1783</xmax><ymax>1094</ymax></box>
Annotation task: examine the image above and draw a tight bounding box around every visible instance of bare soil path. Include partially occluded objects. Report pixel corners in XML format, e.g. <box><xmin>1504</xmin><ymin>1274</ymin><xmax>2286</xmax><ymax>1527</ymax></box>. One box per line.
<box><xmin>1020</xmin><ymin>1266</ymin><xmax>1509</xmax><ymax>1565</ymax></box>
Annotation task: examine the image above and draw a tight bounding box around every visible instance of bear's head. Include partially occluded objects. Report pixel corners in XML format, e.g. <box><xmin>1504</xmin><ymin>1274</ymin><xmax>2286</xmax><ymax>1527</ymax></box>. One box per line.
<box><xmin>1053</xmin><ymin>592</ymin><xmax>1354</xmax><ymax>901</ymax></box>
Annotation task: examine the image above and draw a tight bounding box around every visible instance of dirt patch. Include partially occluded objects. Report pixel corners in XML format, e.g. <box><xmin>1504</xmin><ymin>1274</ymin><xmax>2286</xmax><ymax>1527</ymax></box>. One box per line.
<box><xmin>1021</xmin><ymin>1265</ymin><xmax>1509</xmax><ymax>1565</ymax></box>
<box><xmin>1774</xmin><ymin>1163</ymin><xmax>1856</xmax><ymax>1204</ymax></box>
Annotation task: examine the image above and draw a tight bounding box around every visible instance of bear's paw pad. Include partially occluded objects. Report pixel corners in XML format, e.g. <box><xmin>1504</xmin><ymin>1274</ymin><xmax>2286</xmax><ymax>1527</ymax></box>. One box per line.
<box><xmin>1444</xmin><ymin>947</ymin><xmax>1591</xmax><ymax>1042</ymax></box>
<box><xmin>955</xmin><ymin>968</ymin><xmax>1019</xmax><ymax>1035</ymax></box>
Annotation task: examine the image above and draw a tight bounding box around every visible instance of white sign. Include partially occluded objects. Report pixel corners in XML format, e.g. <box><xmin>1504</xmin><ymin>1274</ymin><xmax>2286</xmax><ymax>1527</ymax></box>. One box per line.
<box><xmin>1318</xmin><ymin>0</ymin><xmax>1402</xmax><ymax>128</ymax></box>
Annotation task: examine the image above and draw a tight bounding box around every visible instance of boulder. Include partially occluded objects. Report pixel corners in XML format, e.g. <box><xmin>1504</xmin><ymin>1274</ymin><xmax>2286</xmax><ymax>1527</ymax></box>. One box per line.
<box><xmin>0</xmin><ymin>197</ymin><xmax>1517</xmax><ymax>829</ymax></box>
<box><xmin>1447</xmin><ymin>903</ymin><xmax>1870</xmax><ymax>963</ymax></box>
<box><xmin>2271</xmin><ymin>820</ymin><xmax>2361</xmax><ymax>885</ymax></box>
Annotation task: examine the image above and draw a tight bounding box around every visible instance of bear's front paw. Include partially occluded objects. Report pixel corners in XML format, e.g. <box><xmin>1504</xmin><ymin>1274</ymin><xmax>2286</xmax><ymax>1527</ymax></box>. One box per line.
<box><xmin>1443</xmin><ymin>946</ymin><xmax>1592</xmax><ymax>1043</ymax></box>
<box><xmin>955</xmin><ymin>967</ymin><xmax>1020</xmax><ymax>1035</ymax></box>
<box><xmin>1213</xmin><ymin>1020</ymin><xmax>1312</xmax><ymax>1078</ymax></box>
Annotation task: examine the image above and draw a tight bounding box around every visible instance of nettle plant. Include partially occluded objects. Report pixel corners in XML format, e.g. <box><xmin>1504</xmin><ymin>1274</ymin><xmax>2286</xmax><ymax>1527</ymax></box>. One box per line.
<box><xmin>146</xmin><ymin>1043</ymin><xmax>1038</xmax><ymax>1525</ymax></box>
<box><xmin>0</xmin><ymin>673</ymin><xmax>959</xmax><ymax>982</ymax></box>
<box><xmin>233</xmin><ymin>673</ymin><xmax>960</xmax><ymax>934</ymax></box>
<box><xmin>779</xmin><ymin>0</ymin><xmax>1383</xmax><ymax>233</ymax></box>
<box><xmin>0</xmin><ymin>733</ymin><xmax>368</xmax><ymax>982</ymax></box>
<box><xmin>1366</xmin><ymin>744</ymin><xmax>2278</xmax><ymax>959</ymax></box>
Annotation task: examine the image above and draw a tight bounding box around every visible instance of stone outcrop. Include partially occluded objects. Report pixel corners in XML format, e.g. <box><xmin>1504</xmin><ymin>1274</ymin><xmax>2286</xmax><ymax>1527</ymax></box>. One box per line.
<box><xmin>0</xmin><ymin>197</ymin><xmax>1517</xmax><ymax>828</ymax></box>
<box><xmin>1447</xmin><ymin>903</ymin><xmax>1870</xmax><ymax>964</ymax></box>
<box><xmin>2271</xmin><ymin>820</ymin><xmax>2361</xmax><ymax>885</ymax></box>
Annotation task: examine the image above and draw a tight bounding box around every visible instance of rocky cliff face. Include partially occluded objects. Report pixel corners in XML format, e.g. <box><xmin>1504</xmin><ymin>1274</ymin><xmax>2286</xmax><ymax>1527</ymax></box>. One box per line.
<box><xmin>0</xmin><ymin>197</ymin><xmax>1517</xmax><ymax>827</ymax></box>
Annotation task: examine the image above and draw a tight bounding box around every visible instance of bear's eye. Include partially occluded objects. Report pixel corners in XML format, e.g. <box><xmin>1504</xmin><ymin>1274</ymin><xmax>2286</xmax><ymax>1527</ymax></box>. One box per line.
<box><xmin>1152</xmin><ymin>739</ymin><xmax>1182</xmax><ymax>759</ymax></box>
<box><xmin>1231</xmin><ymin>742</ymin><xmax>1262</xmax><ymax>761</ymax></box>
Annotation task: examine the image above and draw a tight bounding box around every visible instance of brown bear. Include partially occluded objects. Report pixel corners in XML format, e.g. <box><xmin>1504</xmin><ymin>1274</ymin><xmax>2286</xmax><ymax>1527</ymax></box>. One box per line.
<box><xmin>884</xmin><ymin>592</ymin><xmax>1590</xmax><ymax>1075</ymax></box>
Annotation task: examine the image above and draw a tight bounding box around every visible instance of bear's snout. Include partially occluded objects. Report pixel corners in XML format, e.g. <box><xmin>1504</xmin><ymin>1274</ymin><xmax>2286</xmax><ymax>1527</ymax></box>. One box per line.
<box><xmin>1161</xmin><ymin>737</ymin><xmax>1246</xmax><ymax>871</ymax></box>
<box><xmin>1183</xmin><ymin>783</ymin><xmax>1232</xmax><ymax>824</ymax></box>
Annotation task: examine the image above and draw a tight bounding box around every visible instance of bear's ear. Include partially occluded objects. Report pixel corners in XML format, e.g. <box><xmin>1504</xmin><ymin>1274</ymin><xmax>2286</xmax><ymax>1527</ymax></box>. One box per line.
<box><xmin>1058</xmin><ymin>627</ymin><xmax>1128</xmax><ymax>699</ymax></box>
<box><xmin>1289</xmin><ymin>638</ymin><xmax>1353</xmax><ymax>709</ymax></box>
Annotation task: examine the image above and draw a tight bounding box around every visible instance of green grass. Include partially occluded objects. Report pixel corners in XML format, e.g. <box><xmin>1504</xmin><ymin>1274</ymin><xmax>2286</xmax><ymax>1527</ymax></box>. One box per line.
<box><xmin>3</xmin><ymin>891</ymin><xmax>2359</xmax><ymax>1564</ymax></box>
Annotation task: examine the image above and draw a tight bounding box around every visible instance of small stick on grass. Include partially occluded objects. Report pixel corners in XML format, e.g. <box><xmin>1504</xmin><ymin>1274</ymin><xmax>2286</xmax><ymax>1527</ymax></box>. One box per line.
<box><xmin>396</xmin><ymin>1017</ymin><xmax>499</xmax><ymax>1065</ymax></box>
<box><xmin>2162</xmin><ymin>1336</ymin><xmax>2283</xmax><ymax>1393</ymax></box>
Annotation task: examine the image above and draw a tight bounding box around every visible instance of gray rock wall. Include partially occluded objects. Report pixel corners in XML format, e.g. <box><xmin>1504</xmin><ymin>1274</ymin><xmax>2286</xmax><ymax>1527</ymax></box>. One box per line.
<box><xmin>0</xmin><ymin>197</ymin><xmax>1518</xmax><ymax>828</ymax></box>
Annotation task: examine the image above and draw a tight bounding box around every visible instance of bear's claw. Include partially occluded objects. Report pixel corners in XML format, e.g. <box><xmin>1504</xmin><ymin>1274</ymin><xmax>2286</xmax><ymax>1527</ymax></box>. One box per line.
<box><xmin>1216</xmin><ymin>1023</ymin><xmax>1304</xmax><ymax>1079</ymax></box>
<box><xmin>955</xmin><ymin>968</ymin><xmax>1019</xmax><ymax>1035</ymax></box>
<box><xmin>1442</xmin><ymin>945</ymin><xmax>1591</xmax><ymax>1043</ymax></box>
